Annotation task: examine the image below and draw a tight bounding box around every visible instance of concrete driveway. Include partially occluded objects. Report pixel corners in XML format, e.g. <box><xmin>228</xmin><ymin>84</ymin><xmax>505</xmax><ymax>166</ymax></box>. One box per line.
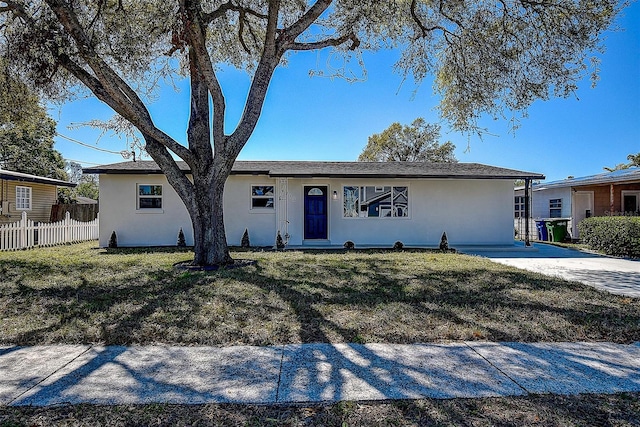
<box><xmin>460</xmin><ymin>243</ymin><xmax>640</xmax><ymax>298</ymax></box>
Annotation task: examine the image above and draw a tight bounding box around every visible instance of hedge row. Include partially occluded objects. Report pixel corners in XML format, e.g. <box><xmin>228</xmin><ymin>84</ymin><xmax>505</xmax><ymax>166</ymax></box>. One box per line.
<box><xmin>578</xmin><ymin>216</ymin><xmax>640</xmax><ymax>258</ymax></box>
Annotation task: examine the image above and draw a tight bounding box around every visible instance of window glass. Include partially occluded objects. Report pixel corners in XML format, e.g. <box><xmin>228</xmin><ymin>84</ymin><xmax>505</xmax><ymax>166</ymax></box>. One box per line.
<box><xmin>361</xmin><ymin>186</ymin><xmax>390</xmax><ymax>217</ymax></box>
<box><xmin>138</xmin><ymin>185</ymin><xmax>162</xmax><ymax>209</ymax></box>
<box><xmin>549</xmin><ymin>199</ymin><xmax>562</xmax><ymax>218</ymax></box>
<box><xmin>251</xmin><ymin>185</ymin><xmax>274</xmax><ymax>209</ymax></box>
<box><xmin>343</xmin><ymin>186</ymin><xmax>359</xmax><ymax>217</ymax></box>
<box><xmin>514</xmin><ymin>196</ymin><xmax>525</xmax><ymax>218</ymax></box>
<box><xmin>15</xmin><ymin>186</ymin><xmax>31</xmax><ymax>210</ymax></box>
<box><xmin>393</xmin><ymin>187</ymin><xmax>408</xmax><ymax>217</ymax></box>
<box><xmin>343</xmin><ymin>185</ymin><xmax>409</xmax><ymax>218</ymax></box>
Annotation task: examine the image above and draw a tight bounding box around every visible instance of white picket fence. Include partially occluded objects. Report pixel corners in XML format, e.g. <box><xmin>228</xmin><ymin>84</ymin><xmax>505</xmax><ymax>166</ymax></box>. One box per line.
<box><xmin>0</xmin><ymin>211</ymin><xmax>99</xmax><ymax>251</ymax></box>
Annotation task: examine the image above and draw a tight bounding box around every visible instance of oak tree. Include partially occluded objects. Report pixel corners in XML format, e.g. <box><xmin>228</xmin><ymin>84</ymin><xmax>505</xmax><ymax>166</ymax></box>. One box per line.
<box><xmin>0</xmin><ymin>61</ymin><xmax>66</xmax><ymax>180</ymax></box>
<box><xmin>358</xmin><ymin>118</ymin><xmax>457</xmax><ymax>162</ymax></box>
<box><xmin>0</xmin><ymin>0</ymin><xmax>622</xmax><ymax>265</ymax></box>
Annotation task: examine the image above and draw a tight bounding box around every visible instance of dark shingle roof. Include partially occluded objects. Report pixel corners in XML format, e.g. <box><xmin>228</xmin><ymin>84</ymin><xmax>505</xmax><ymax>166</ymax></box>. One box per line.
<box><xmin>83</xmin><ymin>160</ymin><xmax>545</xmax><ymax>180</ymax></box>
<box><xmin>0</xmin><ymin>169</ymin><xmax>76</xmax><ymax>187</ymax></box>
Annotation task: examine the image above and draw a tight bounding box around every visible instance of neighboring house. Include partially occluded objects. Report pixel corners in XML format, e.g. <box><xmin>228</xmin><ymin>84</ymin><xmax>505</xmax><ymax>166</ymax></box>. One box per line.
<box><xmin>0</xmin><ymin>169</ymin><xmax>76</xmax><ymax>225</ymax></box>
<box><xmin>84</xmin><ymin>161</ymin><xmax>544</xmax><ymax>248</ymax></box>
<box><xmin>515</xmin><ymin>167</ymin><xmax>640</xmax><ymax>238</ymax></box>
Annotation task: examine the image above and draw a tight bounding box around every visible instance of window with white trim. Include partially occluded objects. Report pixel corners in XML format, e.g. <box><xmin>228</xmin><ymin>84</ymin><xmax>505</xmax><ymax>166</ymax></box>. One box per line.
<box><xmin>15</xmin><ymin>186</ymin><xmax>31</xmax><ymax>210</ymax></box>
<box><xmin>343</xmin><ymin>185</ymin><xmax>409</xmax><ymax>218</ymax></box>
<box><xmin>251</xmin><ymin>185</ymin><xmax>274</xmax><ymax>209</ymax></box>
<box><xmin>549</xmin><ymin>198</ymin><xmax>562</xmax><ymax>218</ymax></box>
<box><xmin>137</xmin><ymin>184</ymin><xmax>162</xmax><ymax>209</ymax></box>
<box><xmin>514</xmin><ymin>196</ymin><xmax>526</xmax><ymax>218</ymax></box>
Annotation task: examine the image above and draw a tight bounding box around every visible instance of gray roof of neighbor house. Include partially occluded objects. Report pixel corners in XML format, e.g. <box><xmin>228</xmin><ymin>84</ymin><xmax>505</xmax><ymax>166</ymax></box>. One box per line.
<box><xmin>83</xmin><ymin>160</ymin><xmax>545</xmax><ymax>180</ymax></box>
<box><xmin>0</xmin><ymin>169</ymin><xmax>76</xmax><ymax>187</ymax></box>
<box><xmin>533</xmin><ymin>167</ymin><xmax>640</xmax><ymax>191</ymax></box>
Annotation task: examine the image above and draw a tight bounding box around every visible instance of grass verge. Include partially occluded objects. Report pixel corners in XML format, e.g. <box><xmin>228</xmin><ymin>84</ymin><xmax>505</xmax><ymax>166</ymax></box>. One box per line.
<box><xmin>1</xmin><ymin>242</ymin><xmax>638</xmax><ymax>346</ymax></box>
<box><xmin>1</xmin><ymin>393</ymin><xmax>639</xmax><ymax>426</ymax></box>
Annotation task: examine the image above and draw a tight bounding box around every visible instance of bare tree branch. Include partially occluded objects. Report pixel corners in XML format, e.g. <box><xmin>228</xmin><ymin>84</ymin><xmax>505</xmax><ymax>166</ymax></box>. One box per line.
<box><xmin>227</xmin><ymin>0</ymin><xmax>281</xmax><ymax>157</ymax></box>
<box><xmin>44</xmin><ymin>0</ymin><xmax>194</xmax><ymax>163</ymax></box>
<box><xmin>179</xmin><ymin>0</ymin><xmax>227</xmax><ymax>151</ymax></box>
<box><xmin>202</xmin><ymin>0</ymin><xmax>268</xmax><ymax>24</ymax></box>
<box><xmin>288</xmin><ymin>32</ymin><xmax>359</xmax><ymax>51</ymax></box>
<box><xmin>277</xmin><ymin>0</ymin><xmax>332</xmax><ymax>51</ymax></box>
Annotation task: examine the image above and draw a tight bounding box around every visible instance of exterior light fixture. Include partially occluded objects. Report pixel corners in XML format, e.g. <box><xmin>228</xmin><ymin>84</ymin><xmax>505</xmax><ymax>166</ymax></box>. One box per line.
<box><xmin>332</xmin><ymin>190</ymin><xmax>338</xmax><ymax>200</ymax></box>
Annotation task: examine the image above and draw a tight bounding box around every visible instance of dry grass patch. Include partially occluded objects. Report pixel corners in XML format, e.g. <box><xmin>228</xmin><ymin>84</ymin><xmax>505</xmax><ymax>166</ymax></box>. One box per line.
<box><xmin>0</xmin><ymin>242</ymin><xmax>639</xmax><ymax>345</ymax></box>
<box><xmin>1</xmin><ymin>393</ymin><xmax>639</xmax><ymax>426</ymax></box>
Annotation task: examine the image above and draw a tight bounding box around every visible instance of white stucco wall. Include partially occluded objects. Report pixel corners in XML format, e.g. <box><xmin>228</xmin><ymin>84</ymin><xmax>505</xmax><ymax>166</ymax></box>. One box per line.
<box><xmin>98</xmin><ymin>174</ymin><xmax>516</xmax><ymax>247</ymax></box>
<box><xmin>531</xmin><ymin>187</ymin><xmax>572</xmax><ymax>219</ymax></box>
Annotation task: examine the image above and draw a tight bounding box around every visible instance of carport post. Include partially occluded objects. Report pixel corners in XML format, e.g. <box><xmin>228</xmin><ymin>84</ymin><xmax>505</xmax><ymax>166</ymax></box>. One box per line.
<box><xmin>524</xmin><ymin>178</ymin><xmax>531</xmax><ymax>247</ymax></box>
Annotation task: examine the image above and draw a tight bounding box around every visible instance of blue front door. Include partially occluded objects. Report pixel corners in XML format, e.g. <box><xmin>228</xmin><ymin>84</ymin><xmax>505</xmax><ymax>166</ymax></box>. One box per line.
<box><xmin>304</xmin><ymin>186</ymin><xmax>328</xmax><ymax>240</ymax></box>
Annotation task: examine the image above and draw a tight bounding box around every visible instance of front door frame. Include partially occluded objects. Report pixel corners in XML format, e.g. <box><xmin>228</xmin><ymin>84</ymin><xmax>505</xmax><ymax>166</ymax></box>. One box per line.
<box><xmin>572</xmin><ymin>190</ymin><xmax>594</xmax><ymax>238</ymax></box>
<box><xmin>304</xmin><ymin>185</ymin><xmax>329</xmax><ymax>240</ymax></box>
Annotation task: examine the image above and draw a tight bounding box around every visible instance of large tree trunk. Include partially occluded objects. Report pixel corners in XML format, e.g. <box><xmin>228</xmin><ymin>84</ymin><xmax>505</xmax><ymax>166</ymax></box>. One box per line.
<box><xmin>190</xmin><ymin>167</ymin><xmax>233</xmax><ymax>266</ymax></box>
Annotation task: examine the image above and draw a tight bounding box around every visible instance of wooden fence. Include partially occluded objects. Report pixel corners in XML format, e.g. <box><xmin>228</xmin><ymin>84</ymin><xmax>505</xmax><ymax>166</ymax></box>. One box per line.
<box><xmin>50</xmin><ymin>203</ymin><xmax>99</xmax><ymax>222</ymax></box>
<box><xmin>0</xmin><ymin>211</ymin><xmax>99</xmax><ymax>251</ymax></box>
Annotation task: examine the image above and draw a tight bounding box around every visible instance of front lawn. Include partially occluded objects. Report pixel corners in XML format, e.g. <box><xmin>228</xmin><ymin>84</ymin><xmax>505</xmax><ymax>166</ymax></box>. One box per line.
<box><xmin>0</xmin><ymin>242</ymin><xmax>638</xmax><ymax>346</ymax></box>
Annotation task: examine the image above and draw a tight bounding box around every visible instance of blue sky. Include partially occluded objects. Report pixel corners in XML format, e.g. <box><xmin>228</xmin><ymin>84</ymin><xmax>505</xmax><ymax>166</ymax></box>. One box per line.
<box><xmin>52</xmin><ymin>2</ymin><xmax>639</xmax><ymax>183</ymax></box>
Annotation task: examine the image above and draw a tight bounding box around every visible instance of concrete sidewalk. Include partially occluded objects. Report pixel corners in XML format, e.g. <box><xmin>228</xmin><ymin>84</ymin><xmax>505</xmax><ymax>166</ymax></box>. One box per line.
<box><xmin>1</xmin><ymin>342</ymin><xmax>639</xmax><ymax>406</ymax></box>
<box><xmin>460</xmin><ymin>243</ymin><xmax>640</xmax><ymax>298</ymax></box>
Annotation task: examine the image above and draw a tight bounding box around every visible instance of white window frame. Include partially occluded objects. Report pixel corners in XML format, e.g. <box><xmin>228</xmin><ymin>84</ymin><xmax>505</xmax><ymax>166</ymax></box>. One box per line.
<box><xmin>549</xmin><ymin>198</ymin><xmax>562</xmax><ymax>218</ymax></box>
<box><xmin>514</xmin><ymin>196</ymin><xmax>526</xmax><ymax>218</ymax></box>
<box><xmin>137</xmin><ymin>184</ymin><xmax>163</xmax><ymax>211</ymax></box>
<box><xmin>342</xmin><ymin>184</ymin><xmax>410</xmax><ymax>219</ymax></box>
<box><xmin>15</xmin><ymin>186</ymin><xmax>32</xmax><ymax>210</ymax></box>
<box><xmin>250</xmin><ymin>184</ymin><xmax>275</xmax><ymax>211</ymax></box>
<box><xmin>621</xmin><ymin>191</ymin><xmax>640</xmax><ymax>213</ymax></box>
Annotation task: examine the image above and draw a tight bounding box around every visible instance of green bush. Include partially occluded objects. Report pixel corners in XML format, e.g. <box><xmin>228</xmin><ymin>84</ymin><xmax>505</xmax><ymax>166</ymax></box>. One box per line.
<box><xmin>578</xmin><ymin>216</ymin><xmax>640</xmax><ymax>258</ymax></box>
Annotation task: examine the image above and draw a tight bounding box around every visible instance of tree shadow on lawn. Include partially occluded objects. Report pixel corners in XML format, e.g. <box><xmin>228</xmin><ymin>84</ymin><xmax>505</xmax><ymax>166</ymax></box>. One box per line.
<box><xmin>228</xmin><ymin>257</ymin><xmax>640</xmax><ymax>345</ymax></box>
<box><xmin>1</xmin><ymin>254</ymin><xmax>640</xmax><ymax>346</ymax></box>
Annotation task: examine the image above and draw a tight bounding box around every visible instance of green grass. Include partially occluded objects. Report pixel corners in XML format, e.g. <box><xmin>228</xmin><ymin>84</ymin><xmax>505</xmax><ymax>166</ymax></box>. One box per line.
<box><xmin>1</xmin><ymin>242</ymin><xmax>638</xmax><ymax>346</ymax></box>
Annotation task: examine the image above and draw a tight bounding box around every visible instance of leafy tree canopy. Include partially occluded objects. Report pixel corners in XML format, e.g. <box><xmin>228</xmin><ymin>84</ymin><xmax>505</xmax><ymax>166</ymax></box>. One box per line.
<box><xmin>358</xmin><ymin>118</ymin><xmax>457</xmax><ymax>162</ymax></box>
<box><xmin>66</xmin><ymin>160</ymin><xmax>99</xmax><ymax>200</ymax></box>
<box><xmin>0</xmin><ymin>60</ymin><xmax>66</xmax><ymax>180</ymax></box>
<box><xmin>0</xmin><ymin>0</ymin><xmax>623</xmax><ymax>265</ymax></box>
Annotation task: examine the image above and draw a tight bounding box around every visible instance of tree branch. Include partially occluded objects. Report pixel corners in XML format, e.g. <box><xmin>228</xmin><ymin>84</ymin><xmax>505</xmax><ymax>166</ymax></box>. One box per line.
<box><xmin>44</xmin><ymin>0</ymin><xmax>194</xmax><ymax>164</ymax></box>
<box><xmin>410</xmin><ymin>0</ymin><xmax>452</xmax><ymax>37</ymax></box>
<box><xmin>0</xmin><ymin>1</ymin><xmax>29</xmax><ymax>21</ymax></box>
<box><xmin>202</xmin><ymin>0</ymin><xmax>268</xmax><ymax>24</ymax></box>
<box><xmin>227</xmin><ymin>0</ymin><xmax>281</xmax><ymax>157</ymax></box>
<box><xmin>288</xmin><ymin>32</ymin><xmax>359</xmax><ymax>51</ymax></box>
<box><xmin>278</xmin><ymin>0</ymin><xmax>332</xmax><ymax>47</ymax></box>
<box><xmin>179</xmin><ymin>0</ymin><xmax>227</xmax><ymax>149</ymax></box>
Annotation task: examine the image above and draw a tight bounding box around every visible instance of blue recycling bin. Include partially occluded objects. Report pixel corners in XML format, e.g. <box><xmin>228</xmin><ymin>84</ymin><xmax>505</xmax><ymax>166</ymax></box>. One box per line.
<box><xmin>536</xmin><ymin>220</ymin><xmax>548</xmax><ymax>241</ymax></box>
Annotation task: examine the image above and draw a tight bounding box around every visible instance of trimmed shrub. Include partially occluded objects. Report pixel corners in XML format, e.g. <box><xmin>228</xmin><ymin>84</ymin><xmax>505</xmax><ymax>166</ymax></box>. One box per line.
<box><xmin>578</xmin><ymin>216</ymin><xmax>640</xmax><ymax>258</ymax></box>
<box><xmin>343</xmin><ymin>240</ymin><xmax>355</xmax><ymax>250</ymax></box>
<box><xmin>393</xmin><ymin>241</ymin><xmax>404</xmax><ymax>250</ymax></box>
<box><xmin>439</xmin><ymin>232</ymin><xmax>449</xmax><ymax>251</ymax></box>
<box><xmin>275</xmin><ymin>231</ymin><xmax>285</xmax><ymax>250</ymax></box>
<box><xmin>177</xmin><ymin>228</ymin><xmax>186</xmax><ymax>247</ymax></box>
<box><xmin>108</xmin><ymin>231</ymin><xmax>118</xmax><ymax>248</ymax></box>
<box><xmin>241</xmin><ymin>228</ymin><xmax>250</xmax><ymax>248</ymax></box>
